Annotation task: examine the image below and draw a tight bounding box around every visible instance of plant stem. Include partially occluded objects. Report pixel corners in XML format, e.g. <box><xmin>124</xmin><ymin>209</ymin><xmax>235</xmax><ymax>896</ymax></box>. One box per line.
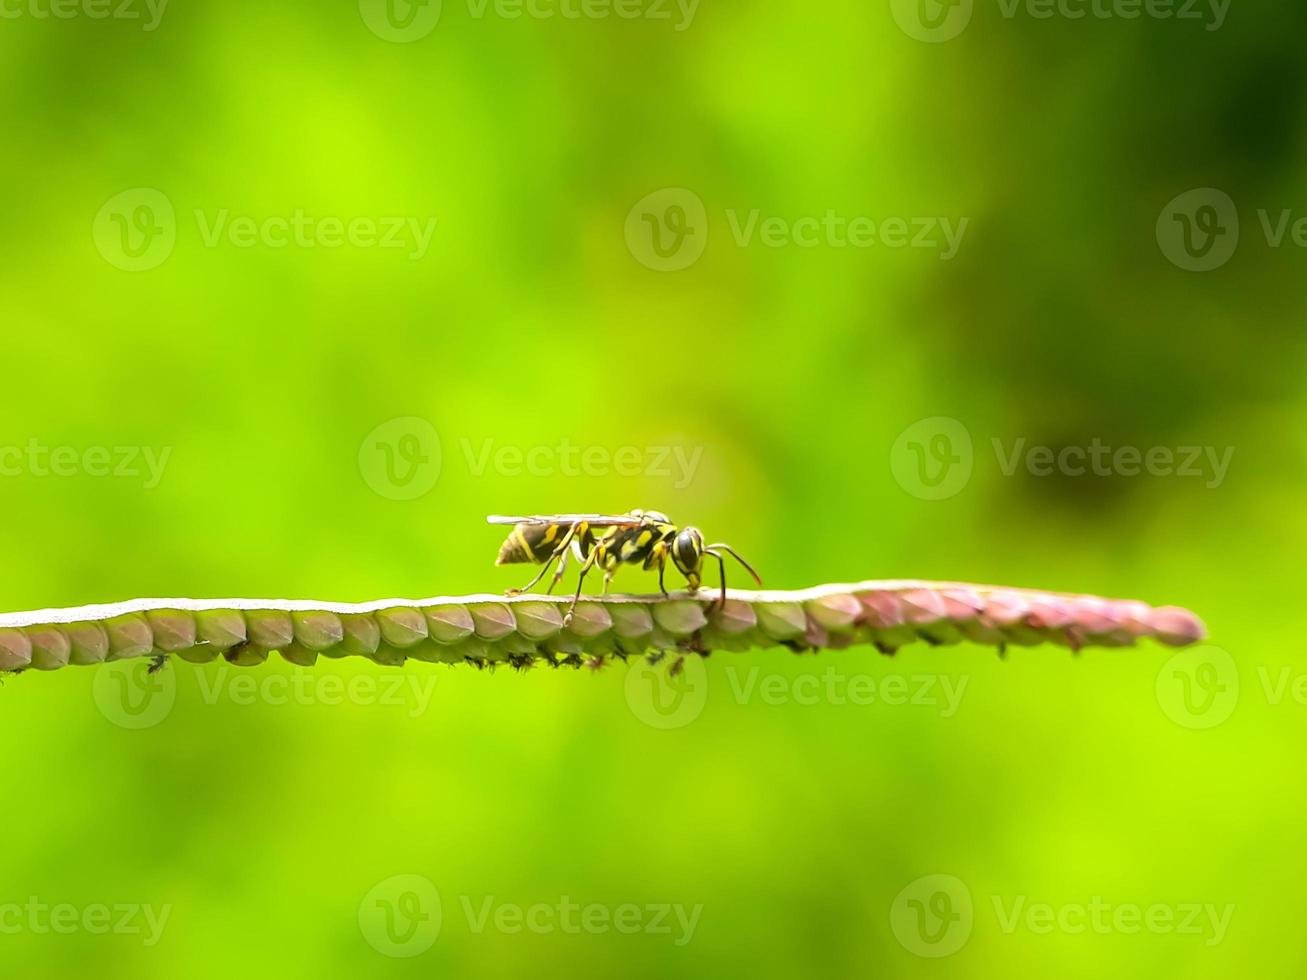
<box><xmin>0</xmin><ymin>581</ymin><xmax>1206</xmax><ymax>672</ymax></box>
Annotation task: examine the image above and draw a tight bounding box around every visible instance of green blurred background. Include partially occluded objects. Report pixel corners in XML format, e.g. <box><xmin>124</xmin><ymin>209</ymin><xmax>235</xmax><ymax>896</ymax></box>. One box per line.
<box><xmin>1</xmin><ymin>0</ymin><xmax>1303</xmax><ymax>976</ymax></box>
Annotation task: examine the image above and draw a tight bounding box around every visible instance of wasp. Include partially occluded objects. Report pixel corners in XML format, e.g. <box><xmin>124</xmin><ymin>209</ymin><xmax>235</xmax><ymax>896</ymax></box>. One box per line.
<box><xmin>487</xmin><ymin>511</ymin><xmax>762</xmax><ymax>622</ymax></box>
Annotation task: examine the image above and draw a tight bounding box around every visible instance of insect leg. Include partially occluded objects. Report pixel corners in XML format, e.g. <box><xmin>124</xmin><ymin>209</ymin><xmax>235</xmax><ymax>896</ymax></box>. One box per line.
<box><xmin>705</xmin><ymin>547</ymin><xmax>730</xmax><ymax>612</ymax></box>
<box><xmin>644</xmin><ymin>540</ymin><xmax>672</xmax><ymax>597</ymax></box>
<box><xmin>563</xmin><ymin>546</ymin><xmax>601</xmax><ymax>625</ymax></box>
<box><xmin>507</xmin><ymin>525</ymin><xmax>578</xmax><ymax>596</ymax></box>
<box><xmin>545</xmin><ymin>547</ymin><xmax>570</xmax><ymax>595</ymax></box>
<box><xmin>704</xmin><ymin>543</ymin><xmax>762</xmax><ymax>613</ymax></box>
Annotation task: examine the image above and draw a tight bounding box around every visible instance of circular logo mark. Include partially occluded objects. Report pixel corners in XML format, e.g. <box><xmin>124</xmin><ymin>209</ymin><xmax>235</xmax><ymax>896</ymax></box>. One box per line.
<box><xmin>890</xmin><ymin>417</ymin><xmax>973</xmax><ymax>501</ymax></box>
<box><xmin>359</xmin><ymin>874</ymin><xmax>441</xmax><ymax>957</ymax></box>
<box><xmin>1156</xmin><ymin>644</ymin><xmax>1238</xmax><ymax>730</ymax></box>
<box><xmin>359</xmin><ymin>0</ymin><xmax>441</xmax><ymax>42</ymax></box>
<box><xmin>93</xmin><ymin>659</ymin><xmax>176</xmax><ymax>729</ymax></box>
<box><xmin>624</xmin><ymin>655</ymin><xmax>707</xmax><ymax>729</ymax></box>
<box><xmin>1156</xmin><ymin>188</ymin><xmax>1239</xmax><ymax>272</ymax></box>
<box><xmin>624</xmin><ymin>188</ymin><xmax>708</xmax><ymax>272</ymax></box>
<box><xmin>93</xmin><ymin>188</ymin><xmax>176</xmax><ymax>272</ymax></box>
<box><xmin>890</xmin><ymin>874</ymin><xmax>973</xmax><ymax>958</ymax></box>
<box><xmin>359</xmin><ymin>417</ymin><xmax>442</xmax><ymax>501</ymax></box>
<box><xmin>890</xmin><ymin>0</ymin><xmax>973</xmax><ymax>42</ymax></box>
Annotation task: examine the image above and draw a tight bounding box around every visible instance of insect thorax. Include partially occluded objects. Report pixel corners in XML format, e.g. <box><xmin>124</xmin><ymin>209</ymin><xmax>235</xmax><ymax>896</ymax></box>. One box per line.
<box><xmin>596</xmin><ymin>522</ymin><xmax>676</xmax><ymax>570</ymax></box>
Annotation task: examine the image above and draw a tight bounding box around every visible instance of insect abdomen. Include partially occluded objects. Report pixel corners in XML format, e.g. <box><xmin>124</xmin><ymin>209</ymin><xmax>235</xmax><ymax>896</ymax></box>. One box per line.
<box><xmin>496</xmin><ymin>523</ymin><xmax>573</xmax><ymax>565</ymax></box>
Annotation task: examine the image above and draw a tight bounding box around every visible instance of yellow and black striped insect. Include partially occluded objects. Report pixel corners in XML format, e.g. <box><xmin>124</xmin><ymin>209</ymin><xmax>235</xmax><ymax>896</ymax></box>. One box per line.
<box><xmin>487</xmin><ymin>511</ymin><xmax>762</xmax><ymax>622</ymax></box>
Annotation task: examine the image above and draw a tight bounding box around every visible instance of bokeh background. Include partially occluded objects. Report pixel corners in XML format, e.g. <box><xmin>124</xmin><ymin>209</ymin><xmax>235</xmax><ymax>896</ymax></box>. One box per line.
<box><xmin>1</xmin><ymin>0</ymin><xmax>1304</xmax><ymax>976</ymax></box>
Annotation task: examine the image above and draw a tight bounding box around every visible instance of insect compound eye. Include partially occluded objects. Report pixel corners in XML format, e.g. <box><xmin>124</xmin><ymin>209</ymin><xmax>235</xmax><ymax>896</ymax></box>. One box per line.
<box><xmin>672</xmin><ymin>528</ymin><xmax>703</xmax><ymax>574</ymax></box>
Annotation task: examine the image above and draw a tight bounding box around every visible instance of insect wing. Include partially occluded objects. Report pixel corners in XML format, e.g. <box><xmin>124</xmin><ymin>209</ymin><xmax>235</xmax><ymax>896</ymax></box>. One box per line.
<box><xmin>486</xmin><ymin>514</ymin><xmax>642</xmax><ymax>527</ymax></box>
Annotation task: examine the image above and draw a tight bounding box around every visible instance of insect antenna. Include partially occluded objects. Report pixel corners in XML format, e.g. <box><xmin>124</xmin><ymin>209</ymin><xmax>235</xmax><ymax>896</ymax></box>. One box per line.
<box><xmin>706</xmin><ymin>544</ymin><xmax>763</xmax><ymax>587</ymax></box>
<box><xmin>703</xmin><ymin>543</ymin><xmax>763</xmax><ymax>611</ymax></box>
